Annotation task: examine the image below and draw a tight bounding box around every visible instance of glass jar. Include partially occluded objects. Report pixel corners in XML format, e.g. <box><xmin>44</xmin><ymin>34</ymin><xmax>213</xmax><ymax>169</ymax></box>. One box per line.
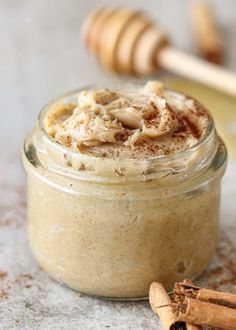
<box><xmin>23</xmin><ymin>85</ymin><xmax>227</xmax><ymax>300</ymax></box>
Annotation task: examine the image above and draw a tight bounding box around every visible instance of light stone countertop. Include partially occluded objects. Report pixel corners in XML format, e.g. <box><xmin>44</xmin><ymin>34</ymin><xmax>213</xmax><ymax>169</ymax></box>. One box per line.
<box><xmin>1</xmin><ymin>1</ymin><xmax>236</xmax><ymax>329</ymax></box>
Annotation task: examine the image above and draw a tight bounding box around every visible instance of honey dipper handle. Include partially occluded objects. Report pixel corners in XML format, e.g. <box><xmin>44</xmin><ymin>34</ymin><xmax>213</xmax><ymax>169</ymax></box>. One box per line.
<box><xmin>158</xmin><ymin>46</ymin><xmax>236</xmax><ymax>97</ymax></box>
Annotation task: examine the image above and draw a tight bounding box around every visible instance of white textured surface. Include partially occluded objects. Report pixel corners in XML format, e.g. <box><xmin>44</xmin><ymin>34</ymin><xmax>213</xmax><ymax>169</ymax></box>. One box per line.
<box><xmin>1</xmin><ymin>1</ymin><xmax>236</xmax><ymax>329</ymax></box>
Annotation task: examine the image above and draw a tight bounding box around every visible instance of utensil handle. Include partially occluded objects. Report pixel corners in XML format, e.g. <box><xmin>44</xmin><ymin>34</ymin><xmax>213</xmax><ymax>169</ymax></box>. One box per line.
<box><xmin>158</xmin><ymin>46</ymin><xmax>236</xmax><ymax>97</ymax></box>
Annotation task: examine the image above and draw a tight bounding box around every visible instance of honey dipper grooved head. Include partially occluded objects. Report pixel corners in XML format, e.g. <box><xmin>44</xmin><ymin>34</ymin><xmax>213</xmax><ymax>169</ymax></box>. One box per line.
<box><xmin>82</xmin><ymin>7</ymin><xmax>169</xmax><ymax>75</ymax></box>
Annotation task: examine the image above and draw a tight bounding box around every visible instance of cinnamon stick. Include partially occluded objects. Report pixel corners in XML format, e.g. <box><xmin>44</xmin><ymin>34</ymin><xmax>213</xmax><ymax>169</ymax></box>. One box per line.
<box><xmin>149</xmin><ymin>282</ymin><xmax>202</xmax><ymax>330</ymax></box>
<box><xmin>174</xmin><ymin>282</ymin><xmax>236</xmax><ymax>309</ymax></box>
<box><xmin>177</xmin><ymin>297</ymin><xmax>236</xmax><ymax>330</ymax></box>
<box><xmin>149</xmin><ymin>282</ymin><xmax>178</xmax><ymax>330</ymax></box>
<box><xmin>191</xmin><ymin>1</ymin><xmax>223</xmax><ymax>64</ymax></box>
<box><xmin>150</xmin><ymin>280</ymin><xmax>236</xmax><ymax>329</ymax></box>
<box><xmin>178</xmin><ymin>280</ymin><xmax>203</xmax><ymax>330</ymax></box>
<box><xmin>198</xmin><ymin>288</ymin><xmax>236</xmax><ymax>308</ymax></box>
<box><xmin>186</xmin><ymin>325</ymin><xmax>202</xmax><ymax>330</ymax></box>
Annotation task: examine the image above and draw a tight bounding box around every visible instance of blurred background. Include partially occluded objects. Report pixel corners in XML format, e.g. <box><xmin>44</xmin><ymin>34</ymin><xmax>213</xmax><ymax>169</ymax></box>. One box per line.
<box><xmin>1</xmin><ymin>0</ymin><xmax>236</xmax><ymax>188</ymax></box>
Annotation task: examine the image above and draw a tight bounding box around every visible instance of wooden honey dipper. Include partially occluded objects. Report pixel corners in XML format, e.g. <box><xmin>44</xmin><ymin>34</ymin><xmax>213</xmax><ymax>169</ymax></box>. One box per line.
<box><xmin>82</xmin><ymin>7</ymin><xmax>236</xmax><ymax>97</ymax></box>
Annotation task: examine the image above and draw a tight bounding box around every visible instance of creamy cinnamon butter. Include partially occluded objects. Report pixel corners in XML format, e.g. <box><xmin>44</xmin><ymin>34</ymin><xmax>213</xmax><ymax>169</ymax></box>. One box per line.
<box><xmin>45</xmin><ymin>81</ymin><xmax>210</xmax><ymax>160</ymax></box>
<box><xmin>23</xmin><ymin>81</ymin><xmax>227</xmax><ymax>299</ymax></box>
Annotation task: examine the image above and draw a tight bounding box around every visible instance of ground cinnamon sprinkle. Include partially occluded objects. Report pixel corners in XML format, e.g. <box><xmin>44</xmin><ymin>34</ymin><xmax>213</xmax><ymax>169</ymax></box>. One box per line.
<box><xmin>0</xmin><ymin>271</ymin><xmax>7</xmax><ymax>280</ymax></box>
<box><xmin>181</xmin><ymin>115</ymin><xmax>200</xmax><ymax>139</ymax></box>
<box><xmin>20</xmin><ymin>274</ymin><xmax>33</xmax><ymax>280</ymax></box>
<box><xmin>198</xmin><ymin>229</ymin><xmax>236</xmax><ymax>291</ymax></box>
<box><xmin>0</xmin><ymin>289</ymin><xmax>8</xmax><ymax>299</ymax></box>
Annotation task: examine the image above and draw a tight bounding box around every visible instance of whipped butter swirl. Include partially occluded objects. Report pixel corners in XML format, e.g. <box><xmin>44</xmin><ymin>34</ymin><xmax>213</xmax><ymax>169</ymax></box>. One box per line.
<box><xmin>45</xmin><ymin>81</ymin><xmax>210</xmax><ymax>159</ymax></box>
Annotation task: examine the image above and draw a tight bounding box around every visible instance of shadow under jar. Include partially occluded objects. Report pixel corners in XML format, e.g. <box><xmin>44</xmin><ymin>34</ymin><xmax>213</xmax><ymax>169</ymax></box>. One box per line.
<box><xmin>23</xmin><ymin>84</ymin><xmax>227</xmax><ymax>300</ymax></box>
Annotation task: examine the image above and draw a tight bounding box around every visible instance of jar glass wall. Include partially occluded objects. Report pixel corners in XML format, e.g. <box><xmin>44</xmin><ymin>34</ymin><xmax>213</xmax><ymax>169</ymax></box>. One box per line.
<box><xmin>23</xmin><ymin>85</ymin><xmax>227</xmax><ymax>300</ymax></box>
